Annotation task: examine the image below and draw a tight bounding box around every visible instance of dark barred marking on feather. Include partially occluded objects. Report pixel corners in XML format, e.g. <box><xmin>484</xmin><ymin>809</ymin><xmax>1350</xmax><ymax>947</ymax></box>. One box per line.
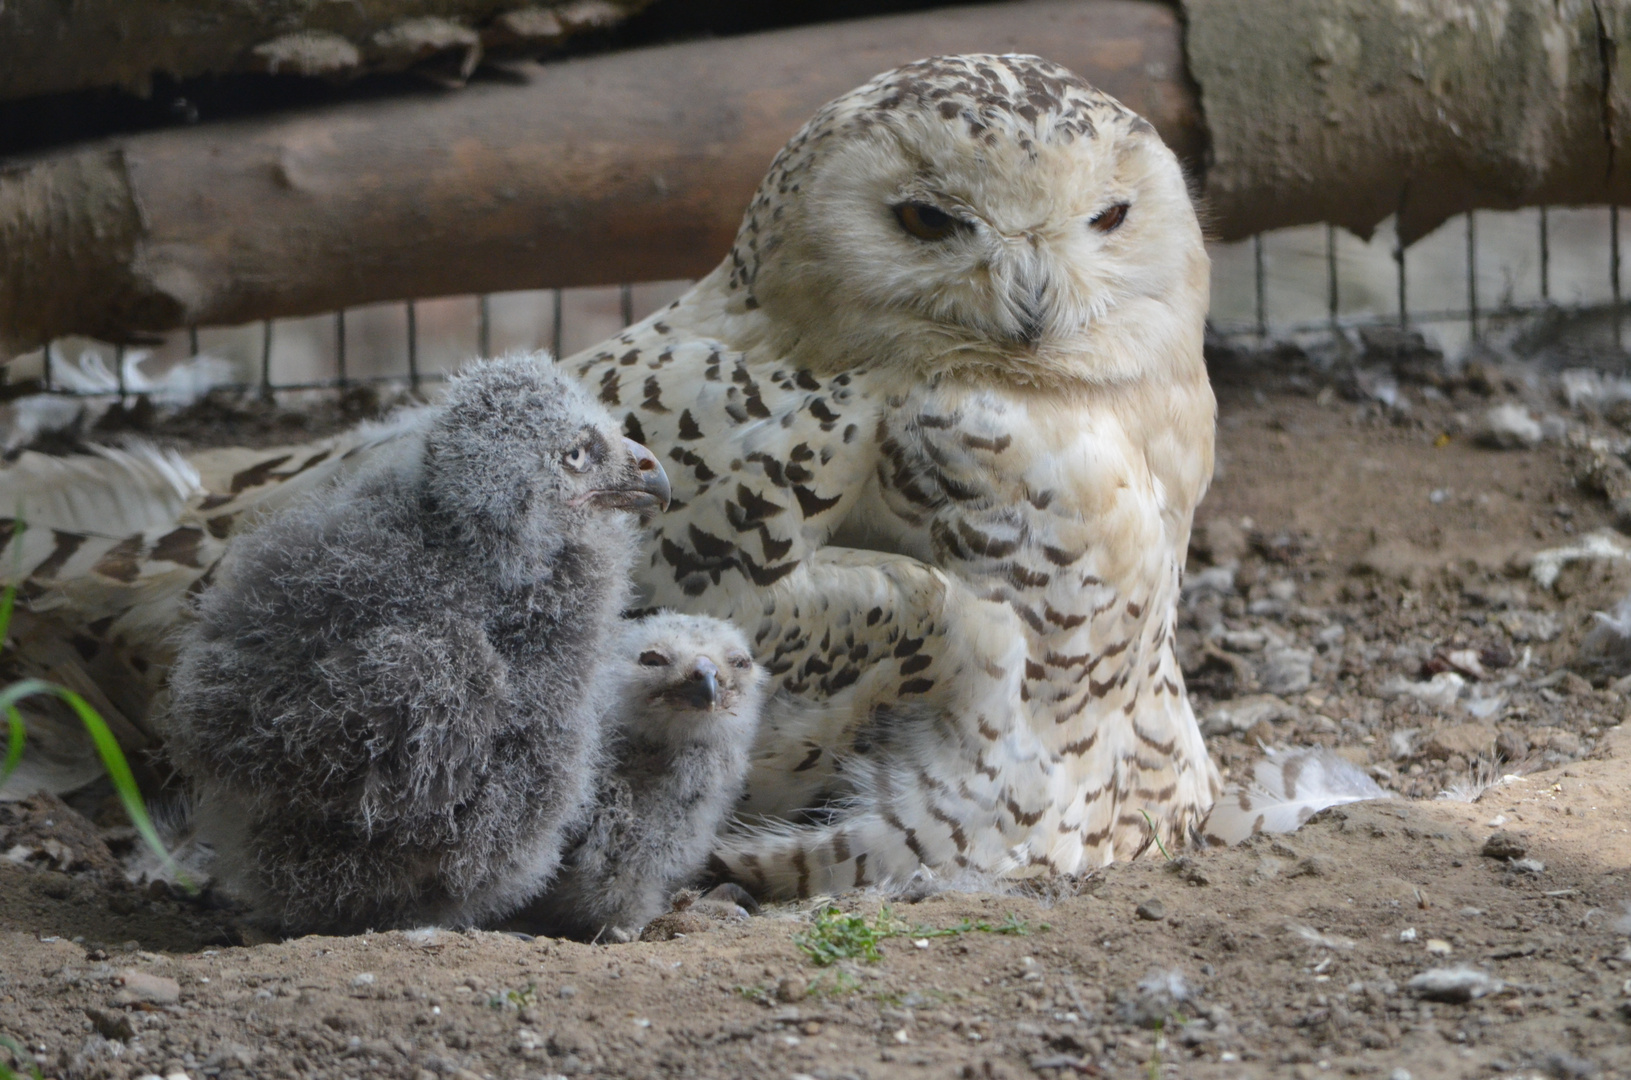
<box><xmin>33</xmin><ymin>531</ymin><xmax>87</xmax><ymax>580</ymax></box>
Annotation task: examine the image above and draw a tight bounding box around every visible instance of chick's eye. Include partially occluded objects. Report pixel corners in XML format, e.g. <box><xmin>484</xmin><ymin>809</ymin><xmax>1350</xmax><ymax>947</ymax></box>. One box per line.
<box><xmin>894</xmin><ymin>202</ymin><xmax>961</xmax><ymax>241</ymax></box>
<box><xmin>728</xmin><ymin>654</ymin><xmax>753</xmax><ymax>670</ymax></box>
<box><xmin>1090</xmin><ymin>202</ymin><xmax>1129</xmax><ymax>234</ymax></box>
<box><xmin>564</xmin><ymin>445</ymin><xmax>592</xmax><ymax>472</ymax></box>
<box><xmin>638</xmin><ymin>650</ymin><xmax>670</xmax><ymax>667</ymax></box>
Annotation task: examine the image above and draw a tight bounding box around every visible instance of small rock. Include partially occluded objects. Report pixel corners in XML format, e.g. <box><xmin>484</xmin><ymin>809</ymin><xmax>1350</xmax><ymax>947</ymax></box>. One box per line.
<box><xmin>1425</xmin><ymin>939</ymin><xmax>1453</xmax><ymax>956</ymax></box>
<box><xmin>1399</xmin><ymin>927</ymin><xmax>1418</xmax><ymax>942</ymax></box>
<box><xmin>1191</xmin><ymin>519</ymin><xmax>1249</xmax><ymax>568</ymax></box>
<box><xmin>1260</xmin><ymin>647</ymin><xmax>1314</xmax><ymax>695</ymax></box>
<box><xmin>775</xmin><ymin>976</ymin><xmax>807</xmax><ymax>1003</ymax></box>
<box><xmin>1508</xmin><ymin>857</ymin><xmax>1546</xmax><ymax>874</ymax></box>
<box><xmin>1406</xmin><ymin>966</ymin><xmax>1503</xmax><ymax>1003</ymax></box>
<box><xmin>1219</xmin><ymin>628</ymin><xmax>1268</xmax><ymax>653</ymax></box>
<box><xmin>1495</xmin><ymin>609</ymin><xmax>1561</xmax><ymax>642</ymax></box>
<box><xmin>1481</xmin><ymin>831</ymin><xmax>1527</xmax><ymax>860</ymax></box>
<box><xmin>84</xmin><ymin>1007</ymin><xmax>135</xmax><ymax>1041</ymax></box>
<box><xmin>349</xmin><ymin>972</ymin><xmax>376</xmax><ymax>988</ymax></box>
<box><xmin>1479</xmin><ymin>404</ymin><xmax>1542</xmax><ymax>449</ymax></box>
<box><xmin>1390</xmin><ymin>1070</ymin><xmax>1413</xmax><ymax>1080</ymax></box>
<box><xmin>113</xmin><ymin>969</ymin><xmax>180</xmax><ymax>1006</ymax></box>
<box><xmin>1201</xmin><ymin>693</ymin><xmax>1295</xmax><ymax>737</ymax></box>
<box><xmin>558</xmin><ymin>984</ymin><xmax>578</xmax><ymax>999</ymax></box>
<box><xmin>640</xmin><ymin>911</ymin><xmax>710</xmax><ymax>941</ymax></box>
<box><xmin>1135</xmin><ymin>899</ymin><xmax>1166</xmax><ymax>922</ymax></box>
<box><xmin>1420</xmin><ymin>722</ymin><xmax>1497</xmax><ymax>760</ymax></box>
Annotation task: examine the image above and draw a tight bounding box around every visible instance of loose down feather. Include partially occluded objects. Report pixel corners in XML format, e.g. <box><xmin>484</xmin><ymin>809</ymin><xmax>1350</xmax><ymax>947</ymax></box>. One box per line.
<box><xmin>1201</xmin><ymin>747</ymin><xmax>1389</xmax><ymax>846</ymax></box>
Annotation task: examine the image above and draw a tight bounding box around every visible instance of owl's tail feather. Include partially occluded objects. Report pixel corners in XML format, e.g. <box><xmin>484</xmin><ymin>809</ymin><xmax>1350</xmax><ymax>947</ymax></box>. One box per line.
<box><xmin>708</xmin><ymin>810</ymin><xmax>955</xmax><ymax>901</ymax></box>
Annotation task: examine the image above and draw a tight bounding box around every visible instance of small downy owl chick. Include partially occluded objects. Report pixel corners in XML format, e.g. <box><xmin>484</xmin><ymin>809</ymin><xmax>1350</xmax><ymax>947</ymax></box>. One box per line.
<box><xmin>163</xmin><ymin>354</ymin><xmax>672</xmax><ymax>935</ymax></box>
<box><xmin>520</xmin><ymin>612</ymin><xmax>765</xmax><ymax>941</ymax></box>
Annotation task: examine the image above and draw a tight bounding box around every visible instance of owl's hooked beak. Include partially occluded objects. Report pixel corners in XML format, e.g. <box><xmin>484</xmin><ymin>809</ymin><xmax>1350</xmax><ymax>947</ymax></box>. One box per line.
<box><xmin>584</xmin><ymin>438</ymin><xmax>672</xmax><ymax>514</ymax></box>
<box><xmin>675</xmin><ymin>655</ymin><xmax>721</xmax><ymax>710</ymax></box>
<box><xmin>1008</xmin><ymin>274</ymin><xmax>1050</xmax><ymax>351</ymax></box>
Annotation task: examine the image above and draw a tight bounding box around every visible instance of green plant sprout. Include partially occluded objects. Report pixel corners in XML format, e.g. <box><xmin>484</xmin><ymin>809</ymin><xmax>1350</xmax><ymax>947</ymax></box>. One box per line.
<box><xmin>1140</xmin><ymin>808</ymin><xmax>1173</xmax><ymax>862</ymax></box>
<box><xmin>793</xmin><ymin>904</ymin><xmax>1049</xmax><ymax>966</ymax></box>
<box><xmin>0</xmin><ymin>519</ymin><xmax>186</xmax><ymax>886</ymax></box>
<box><xmin>0</xmin><ymin>1034</ymin><xmax>42</xmax><ymax>1080</ymax></box>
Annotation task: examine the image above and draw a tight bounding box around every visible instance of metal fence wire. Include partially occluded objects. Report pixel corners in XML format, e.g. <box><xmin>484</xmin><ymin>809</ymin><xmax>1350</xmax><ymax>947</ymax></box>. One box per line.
<box><xmin>14</xmin><ymin>205</ymin><xmax>1631</xmax><ymax>403</ymax></box>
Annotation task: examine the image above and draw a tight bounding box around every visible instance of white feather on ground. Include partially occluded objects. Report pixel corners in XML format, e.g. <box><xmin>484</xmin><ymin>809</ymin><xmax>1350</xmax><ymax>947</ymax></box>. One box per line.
<box><xmin>1202</xmin><ymin>747</ymin><xmax>1390</xmax><ymax>846</ymax></box>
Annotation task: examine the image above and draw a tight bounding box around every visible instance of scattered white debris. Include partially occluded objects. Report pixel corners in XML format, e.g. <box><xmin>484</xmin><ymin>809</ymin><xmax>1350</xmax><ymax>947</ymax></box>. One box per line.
<box><xmin>1201</xmin><ymin>694</ymin><xmax>1296</xmax><ymax>737</ymax></box>
<box><xmin>1406</xmin><ymin>966</ymin><xmax>1503</xmax><ymax>1003</ymax></box>
<box><xmin>1380</xmin><ymin>672</ymin><xmax>1464</xmax><ymax>710</ymax></box>
<box><xmin>1182</xmin><ymin>565</ymin><xmax>1236</xmax><ymax>602</ymax></box>
<box><xmin>1289</xmin><ymin>923</ymin><xmax>1355</xmax><ymax>950</ymax></box>
<box><xmin>350</xmin><ymin>972</ymin><xmax>376</xmax><ymax>987</ymax></box>
<box><xmin>1531</xmin><ymin>529</ymin><xmax>1631</xmax><ymax>590</ymax></box>
<box><xmin>1478</xmin><ymin>404</ymin><xmax>1542</xmax><ymax>449</ymax></box>
<box><xmin>50</xmin><ymin>347</ymin><xmax>238</xmax><ymax>405</ymax></box>
<box><xmin>1261</xmin><ymin>647</ymin><xmax>1315</xmax><ymax>695</ymax></box>
<box><xmin>1399</xmin><ymin>927</ymin><xmax>1418</xmax><ymax>943</ymax></box>
<box><xmin>1425</xmin><ymin>939</ymin><xmax>1453</xmax><ymax>956</ymax></box>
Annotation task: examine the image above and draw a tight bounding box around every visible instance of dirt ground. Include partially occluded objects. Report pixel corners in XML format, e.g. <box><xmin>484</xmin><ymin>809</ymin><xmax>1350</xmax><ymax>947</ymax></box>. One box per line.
<box><xmin>6</xmin><ymin>337</ymin><xmax>1631</xmax><ymax>1080</ymax></box>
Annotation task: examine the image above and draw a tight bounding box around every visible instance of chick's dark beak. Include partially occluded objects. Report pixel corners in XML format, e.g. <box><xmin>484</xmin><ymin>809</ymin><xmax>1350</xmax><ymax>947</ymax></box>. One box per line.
<box><xmin>588</xmin><ymin>437</ymin><xmax>671</xmax><ymax>513</ymax></box>
<box><xmin>679</xmin><ymin>656</ymin><xmax>720</xmax><ymax>710</ymax></box>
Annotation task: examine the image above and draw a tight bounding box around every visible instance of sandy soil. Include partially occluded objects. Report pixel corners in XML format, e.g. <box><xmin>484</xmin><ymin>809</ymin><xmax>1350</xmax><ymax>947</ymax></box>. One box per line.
<box><xmin>5</xmin><ymin>339</ymin><xmax>1631</xmax><ymax>1080</ymax></box>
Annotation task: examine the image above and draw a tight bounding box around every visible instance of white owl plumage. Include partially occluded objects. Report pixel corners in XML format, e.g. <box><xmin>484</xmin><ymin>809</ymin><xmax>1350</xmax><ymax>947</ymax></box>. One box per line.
<box><xmin>0</xmin><ymin>54</ymin><xmax>1220</xmax><ymax>899</ymax></box>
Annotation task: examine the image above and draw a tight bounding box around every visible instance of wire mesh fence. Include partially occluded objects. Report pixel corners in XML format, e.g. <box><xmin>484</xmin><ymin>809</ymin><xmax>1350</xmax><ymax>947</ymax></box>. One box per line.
<box><xmin>8</xmin><ymin>205</ymin><xmax>1631</xmax><ymax>404</ymax></box>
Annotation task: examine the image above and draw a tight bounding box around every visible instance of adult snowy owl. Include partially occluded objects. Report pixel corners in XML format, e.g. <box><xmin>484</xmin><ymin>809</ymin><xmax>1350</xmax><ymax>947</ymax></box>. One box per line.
<box><xmin>566</xmin><ymin>53</ymin><xmax>1218</xmax><ymax>896</ymax></box>
<box><xmin>0</xmin><ymin>54</ymin><xmax>1217</xmax><ymax>900</ymax></box>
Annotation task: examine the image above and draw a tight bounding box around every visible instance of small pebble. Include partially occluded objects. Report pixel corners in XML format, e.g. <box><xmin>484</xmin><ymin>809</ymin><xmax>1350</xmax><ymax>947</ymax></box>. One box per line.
<box><xmin>1481</xmin><ymin>831</ymin><xmax>1527</xmax><ymax>860</ymax></box>
<box><xmin>1135</xmin><ymin>899</ymin><xmax>1166</xmax><ymax>922</ymax></box>
<box><xmin>1425</xmin><ymin>939</ymin><xmax>1452</xmax><ymax>956</ymax></box>
<box><xmin>558</xmin><ymin>984</ymin><xmax>578</xmax><ymax>998</ymax></box>
<box><xmin>1508</xmin><ymin>857</ymin><xmax>1546</xmax><ymax>874</ymax></box>
<box><xmin>1407</xmin><ymin>966</ymin><xmax>1503</xmax><ymax>1003</ymax></box>
<box><xmin>1398</xmin><ymin>927</ymin><xmax>1418</xmax><ymax>942</ymax></box>
<box><xmin>349</xmin><ymin>972</ymin><xmax>376</xmax><ymax>987</ymax></box>
<box><xmin>1478</xmin><ymin>404</ymin><xmax>1542</xmax><ymax>450</ymax></box>
<box><xmin>1390</xmin><ymin>1070</ymin><xmax>1413</xmax><ymax>1080</ymax></box>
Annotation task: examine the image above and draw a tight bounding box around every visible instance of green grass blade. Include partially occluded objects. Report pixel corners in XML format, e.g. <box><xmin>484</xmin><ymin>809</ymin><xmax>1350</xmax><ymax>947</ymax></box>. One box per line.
<box><xmin>0</xmin><ymin>708</ymin><xmax>22</xmax><ymax>787</ymax></box>
<box><xmin>0</xmin><ymin>678</ymin><xmax>188</xmax><ymax>888</ymax></box>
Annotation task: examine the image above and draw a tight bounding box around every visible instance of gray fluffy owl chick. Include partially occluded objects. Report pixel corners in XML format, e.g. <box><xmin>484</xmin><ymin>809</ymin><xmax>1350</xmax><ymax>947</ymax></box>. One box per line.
<box><xmin>519</xmin><ymin>612</ymin><xmax>765</xmax><ymax>941</ymax></box>
<box><xmin>164</xmin><ymin>354</ymin><xmax>672</xmax><ymax>935</ymax></box>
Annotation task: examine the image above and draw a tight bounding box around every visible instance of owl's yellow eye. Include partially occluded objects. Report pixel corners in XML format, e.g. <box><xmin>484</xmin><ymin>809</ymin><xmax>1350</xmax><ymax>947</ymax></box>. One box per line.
<box><xmin>894</xmin><ymin>202</ymin><xmax>962</xmax><ymax>241</ymax></box>
<box><xmin>1090</xmin><ymin>202</ymin><xmax>1129</xmax><ymax>234</ymax></box>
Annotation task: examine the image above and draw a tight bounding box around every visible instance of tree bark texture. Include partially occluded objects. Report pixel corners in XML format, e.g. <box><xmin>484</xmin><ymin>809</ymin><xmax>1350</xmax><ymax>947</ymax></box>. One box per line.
<box><xmin>0</xmin><ymin>0</ymin><xmax>1196</xmax><ymax>359</ymax></box>
<box><xmin>1186</xmin><ymin>0</ymin><xmax>1631</xmax><ymax>244</ymax></box>
<box><xmin>0</xmin><ymin>0</ymin><xmax>649</xmax><ymax>102</ymax></box>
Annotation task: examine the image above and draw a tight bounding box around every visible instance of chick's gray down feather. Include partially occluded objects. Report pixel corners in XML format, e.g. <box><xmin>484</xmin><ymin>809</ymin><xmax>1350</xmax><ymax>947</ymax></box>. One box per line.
<box><xmin>163</xmin><ymin>354</ymin><xmax>671</xmax><ymax>934</ymax></box>
<box><xmin>520</xmin><ymin>612</ymin><xmax>765</xmax><ymax>941</ymax></box>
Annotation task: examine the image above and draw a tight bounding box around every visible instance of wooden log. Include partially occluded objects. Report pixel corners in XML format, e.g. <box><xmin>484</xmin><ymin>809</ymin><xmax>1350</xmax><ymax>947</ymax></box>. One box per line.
<box><xmin>0</xmin><ymin>0</ymin><xmax>649</xmax><ymax>102</ymax></box>
<box><xmin>1187</xmin><ymin>0</ymin><xmax>1631</xmax><ymax>244</ymax></box>
<box><xmin>0</xmin><ymin>0</ymin><xmax>1197</xmax><ymax>359</ymax></box>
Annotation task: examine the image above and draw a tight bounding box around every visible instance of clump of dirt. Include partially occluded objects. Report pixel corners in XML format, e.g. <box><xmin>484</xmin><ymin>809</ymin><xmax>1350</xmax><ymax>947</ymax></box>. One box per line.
<box><xmin>6</xmin><ymin>343</ymin><xmax>1631</xmax><ymax>1079</ymax></box>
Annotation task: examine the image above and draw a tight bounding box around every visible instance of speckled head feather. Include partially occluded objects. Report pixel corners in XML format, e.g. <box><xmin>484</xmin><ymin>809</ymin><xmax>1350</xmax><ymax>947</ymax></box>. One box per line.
<box><xmin>721</xmin><ymin>53</ymin><xmax>1205</xmax><ymax>389</ymax></box>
